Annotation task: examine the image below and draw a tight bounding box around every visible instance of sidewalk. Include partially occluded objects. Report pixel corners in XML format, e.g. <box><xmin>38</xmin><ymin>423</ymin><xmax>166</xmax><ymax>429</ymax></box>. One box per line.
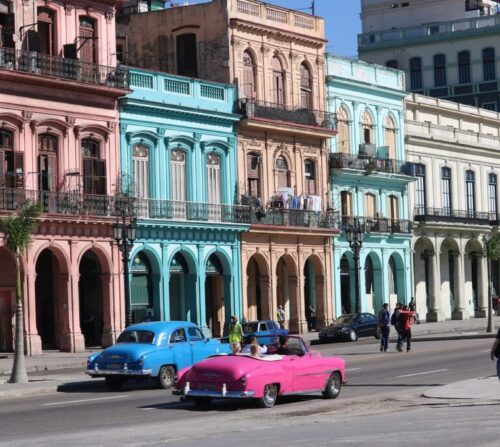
<box><xmin>424</xmin><ymin>376</ymin><xmax>500</xmax><ymax>401</ymax></box>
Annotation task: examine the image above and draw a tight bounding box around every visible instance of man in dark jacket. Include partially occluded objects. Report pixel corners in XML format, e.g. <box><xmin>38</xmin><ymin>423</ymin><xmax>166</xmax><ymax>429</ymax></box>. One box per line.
<box><xmin>378</xmin><ymin>303</ymin><xmax>391</xmax><ymax>352</ymax></box>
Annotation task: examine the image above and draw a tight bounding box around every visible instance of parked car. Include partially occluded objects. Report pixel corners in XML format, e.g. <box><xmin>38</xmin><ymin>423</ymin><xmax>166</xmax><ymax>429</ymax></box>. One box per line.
<box><xmin>86</xmin><ymin>321</ymin><xmax>230</xmax><ymax>390</ymax></box>
<box><xmin>318</xmin><ymin>313</ymin><xmax>379</xmax><ymax>342</ymax></box>
<box><xmin>173</xmin><ymin>335</ymin><xmax>345</xmax><ymax>409</ymax></box>
<box><xmin>242</xmin><ymin>320</ymin><xmax>288</xmax><ymax>345</ymax></box>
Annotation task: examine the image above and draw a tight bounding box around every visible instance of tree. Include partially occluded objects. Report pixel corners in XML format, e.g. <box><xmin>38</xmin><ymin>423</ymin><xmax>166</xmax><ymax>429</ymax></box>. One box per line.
<box><xmin>485</xmin><ymin>233</ymin><xmax>500</xmax><ymax>333</ymax></box>
<box><xmin>0</xmin><ymin>204</ymin><xmax>42</xmax><ymax>383</ymax></box>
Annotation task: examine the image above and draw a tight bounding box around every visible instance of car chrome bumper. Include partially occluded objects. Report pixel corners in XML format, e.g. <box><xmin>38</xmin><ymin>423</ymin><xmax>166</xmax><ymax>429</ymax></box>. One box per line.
<box><xmin>173</xmin><ymin>383</ymin><xmax>255</xmax><ymax>399</ymax></box>
<box><xmin>85</xmin><ymin>368</ymin><xmax>152</xmax><ymax>377</ymax></box>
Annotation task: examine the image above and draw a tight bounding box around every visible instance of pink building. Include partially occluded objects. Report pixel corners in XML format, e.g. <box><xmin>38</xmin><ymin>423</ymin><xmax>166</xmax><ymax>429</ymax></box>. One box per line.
<box><xmin>0</xmin><ymin>0</ymin><xmax>129</xmax><ymax>355</ymax></box>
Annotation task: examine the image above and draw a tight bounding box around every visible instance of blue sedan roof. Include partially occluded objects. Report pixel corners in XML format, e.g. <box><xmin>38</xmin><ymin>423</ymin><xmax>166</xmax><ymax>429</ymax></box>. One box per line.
<box><xmin>124</xmin><ymin>321</ymin><xmax>198</xmax><ymax>333</ymax></box>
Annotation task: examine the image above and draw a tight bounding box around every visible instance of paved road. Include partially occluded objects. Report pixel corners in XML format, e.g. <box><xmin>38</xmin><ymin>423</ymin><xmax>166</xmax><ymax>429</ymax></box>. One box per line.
<box><xmin>0</xmin><ymin>338</ymin><xmax>495</xmax><ymax>446</ymax></box>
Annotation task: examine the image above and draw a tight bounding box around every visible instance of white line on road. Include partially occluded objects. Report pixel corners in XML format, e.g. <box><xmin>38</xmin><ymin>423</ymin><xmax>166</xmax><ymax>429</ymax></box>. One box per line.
<box><xmin>42</xmin><ymin>395</ymin><xmax>126</xmax><ymax>406</ymax></box>
<box><xmin>346</xmin><ymin>368</ymin><xmax>361</xmax><ymax>372</ymax></box>
<box><xmin>396</xmin><ymin>369</ymin><xmax>449</xmax><ymax>378</ymax></box>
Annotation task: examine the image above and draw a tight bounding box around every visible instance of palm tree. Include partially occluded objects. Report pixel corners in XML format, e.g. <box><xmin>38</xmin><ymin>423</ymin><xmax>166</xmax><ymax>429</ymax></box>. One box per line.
<box><xmin>0</xmin><ymin>203</ymin><xmax>42</xmax><ymax>383</ymax></box>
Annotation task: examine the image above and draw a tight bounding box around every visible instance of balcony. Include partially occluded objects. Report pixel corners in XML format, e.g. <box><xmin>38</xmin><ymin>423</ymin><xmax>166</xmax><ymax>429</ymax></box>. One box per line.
<box><xmin>238</xmin><ymin>99</ymin><xmax>336</xmax><ymax>131</ymax></box>
<box><xmin>414</xmin><ymin>207</ymin><xmax>491</xmax><ymax>225</ymax></box>
<box><xmin>329</xmin><ymin>153</ymin><xmax>415</xmax><ymax>176</ymax></box>
<box><xmin>340</xmin><ymin>216</ymin><xmax>412</xmax><ymax>234</ymax></box>
<box><xmin>251</xmin><ymin>207</ymin><xmax>338</xmax><ymax>230</ymax></box>
<box><xmin>0</xmin><ymin>48</ymin><xmax>128</xmax><ymax>89</ymax></box>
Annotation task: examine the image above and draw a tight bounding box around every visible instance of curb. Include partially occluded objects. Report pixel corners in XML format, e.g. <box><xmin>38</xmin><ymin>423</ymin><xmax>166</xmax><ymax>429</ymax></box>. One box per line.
<box><xmin>0</xmin><ymin>378</ymin><xmax>98</xmax><ymax>401</ymax></box>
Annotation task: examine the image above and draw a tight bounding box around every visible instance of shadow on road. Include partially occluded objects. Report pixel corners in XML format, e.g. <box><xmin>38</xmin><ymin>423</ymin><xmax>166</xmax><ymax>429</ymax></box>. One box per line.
<box><xmin>57</xmin><ymin>379</ymin><xmax>165</xmax><ymax>394</ymax></box>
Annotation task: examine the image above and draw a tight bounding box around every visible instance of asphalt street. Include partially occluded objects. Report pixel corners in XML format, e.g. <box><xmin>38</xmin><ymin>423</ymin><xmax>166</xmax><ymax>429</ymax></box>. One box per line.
<box><xmin>0</xmin><ymin>337</ymin><xmax>496</xmax><ymax>446</ymax></box>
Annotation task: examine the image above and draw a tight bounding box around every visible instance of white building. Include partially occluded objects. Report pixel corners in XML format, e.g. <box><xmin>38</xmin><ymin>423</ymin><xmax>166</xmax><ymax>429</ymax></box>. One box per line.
<box><xmin>406</xmin><ymin>93</ymin><xmax>500</xmax><ymax>321</ymax></box>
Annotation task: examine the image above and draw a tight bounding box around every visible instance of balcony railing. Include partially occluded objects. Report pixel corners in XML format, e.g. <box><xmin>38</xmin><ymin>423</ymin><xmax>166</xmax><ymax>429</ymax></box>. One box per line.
<box><xmin>238</xmin><ymin>99</ymin><xmax>336</xmax><ymax>130</ymax></box>
<box><xmin>0</xmin><ymin>47</ymin><xmax>128</xmax><ymax>89</ymax></box>
<box><xmin>340</xmin><ymin>216</ymin><xmax>412</xmax><ymax>234</ymax></box>
<box><xmin>135</xmin><ymin>199</ymin><xmax>251</xmax><ymax>224</ymax></box>
<box><xmin>414</xmin><ymin>207</ymin><xmax>491</xmax><ymax>225</ymax></box>
<box><xmin>251</xmin><ymin>207</ymin><xmax>338</xmax><ymax>229</ymax></box>
<box><xmin>329</xmin><ymin>153</ymin><xmax>415</xmax><ymax>176</ymax></box>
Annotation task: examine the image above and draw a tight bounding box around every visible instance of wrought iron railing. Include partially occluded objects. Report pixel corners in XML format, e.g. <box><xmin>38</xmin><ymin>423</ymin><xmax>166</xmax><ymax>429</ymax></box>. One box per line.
<box><xmin>238</xmin><ymin>99</ymin><xmax>336</xmax><ymax>130</ymax></box>
<box><xmin>251</xmin><ymin>207</ymin><xmax>339</xmax><ymax>229</ymax></box>
<box><xmin>135</xmin><ymin>199</ymin><xmax>252</xmax><ymax>224</ymax></box>
<box><xmin>329</xmin><ymin>153</ymin><xmax>415</xmax><ymax>176</ymax></box>
<box><xmin>414</xmin><ymin>207</ymin><xmax>490</xmax><ymax>225</ymax></box>
<box><xmin>0</xmin><ymin>47</ymin><xmax>128</xmax><ymax>89</ymax></box>
<box><xmin>340</xmin><ymin>215</ymin><xmax>412</xmax><ymax>234</ymax></box>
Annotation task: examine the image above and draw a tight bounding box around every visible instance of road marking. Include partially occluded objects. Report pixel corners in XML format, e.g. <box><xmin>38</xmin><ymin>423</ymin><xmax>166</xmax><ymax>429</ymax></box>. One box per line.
<box><xmin>346</xmin><ymin>368</ymin><xmax>361</xmax><ymax>372</ymax></box>
<box><xmin>397</xmin><ymin>369</ymin><xmax>449</xmax><ymax>378</ymax></box>
<box><xmin>42</xmin><ymin>395</ymin><xmax>126</xmax><ymax>406</ymax></box>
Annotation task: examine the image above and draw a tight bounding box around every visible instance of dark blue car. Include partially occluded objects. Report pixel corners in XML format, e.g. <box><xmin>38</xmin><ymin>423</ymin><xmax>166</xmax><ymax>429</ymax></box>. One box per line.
<box><xmin>318</xmin><ymin>313</ymin><xmax>380</xmax><ymax>342</ymax></box>
<box><xmin>242</xmin><ymin>320</ymin><xmax>288</xmax><ymax>345</ymax></box>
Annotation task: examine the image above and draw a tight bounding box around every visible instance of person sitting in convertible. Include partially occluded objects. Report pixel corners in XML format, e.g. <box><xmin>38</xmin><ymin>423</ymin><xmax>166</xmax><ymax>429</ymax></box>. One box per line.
<box><xmin>241</xmin><ymin>335</ymin><xmax>268</xmax><ymax>355</ymax></box>
<box><xmin>276</xmin><ymin>336</ymin><xmax>290</xmax><ymax>355</ymax></box>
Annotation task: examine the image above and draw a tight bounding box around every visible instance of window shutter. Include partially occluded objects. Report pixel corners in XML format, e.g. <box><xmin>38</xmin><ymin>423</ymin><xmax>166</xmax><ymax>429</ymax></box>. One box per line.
<box><xmin>95</xmin><ymin>160</ymin><xmax>106</xmax><ymax>195</ymax></box>
<box><xmin>83</xmin><ymin>158</ymin><xmax>94</xmax><ymax>194</ymax></box>
<box><xmin>0</xmin><ymin>149</ymin><xmax>5</xmax><ymax>187</ymax></box>
<box><xmin>14</xmin><ymin>153</ymin><xmax>24</xmax><ymax>188</ymax></box>
<box><xmin>47</xmin><ymin>153</ymin><xmax>56</xmax><ymax>191</ymax></box>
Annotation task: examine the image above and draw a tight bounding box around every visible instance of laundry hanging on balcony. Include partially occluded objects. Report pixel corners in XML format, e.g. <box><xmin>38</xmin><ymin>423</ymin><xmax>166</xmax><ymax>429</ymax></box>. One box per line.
<box><xmin>271</xmin><ymin>193</ymin><xmax>322</xmax><ymax>212</ymax></box>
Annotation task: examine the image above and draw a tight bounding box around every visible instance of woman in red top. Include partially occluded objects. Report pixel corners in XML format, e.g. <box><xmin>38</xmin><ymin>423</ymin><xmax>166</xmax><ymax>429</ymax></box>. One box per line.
<box><xmin>397</xmin><ymin>305</ymin><xmax>416</xmax><ymax>352</ymax></box>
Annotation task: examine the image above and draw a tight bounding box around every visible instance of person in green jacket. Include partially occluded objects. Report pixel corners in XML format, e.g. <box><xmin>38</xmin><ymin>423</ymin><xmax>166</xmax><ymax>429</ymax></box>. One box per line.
<box><xmin>228</xmin><ymin>315</ymin><xmax>243</xmax><ymax>343</ymax></box>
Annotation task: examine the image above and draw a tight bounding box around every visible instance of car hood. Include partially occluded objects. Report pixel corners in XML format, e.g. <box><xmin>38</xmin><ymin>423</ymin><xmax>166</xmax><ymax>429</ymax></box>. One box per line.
<box><xmin>186</xmin><ymin>355</ymin><xmax>268</xmax><ymax>383</ymax></box>
<box><xmin>97</xmin><ymin>343</ymin><xmax>157</xmax><ymax>362</ymax></box>
<box><xmin>320</xmin><ymin>323</ymin><xmax>352</xmax><ymax>333</ymax></box>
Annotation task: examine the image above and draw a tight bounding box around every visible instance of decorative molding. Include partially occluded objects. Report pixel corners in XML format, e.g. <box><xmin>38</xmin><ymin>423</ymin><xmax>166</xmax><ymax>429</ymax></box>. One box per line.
<box><xmin>21</xmin><ymin>110</ymin><xmax>33</xmax><ymax>123</ymax></box>
<box><xmin>105</xmin><ymin>8</ymin><xmax>115</xmax><ymax>24</ymax></box>
<box><xmin>29</xmin><ymin>120</ymin><xmax>38</xmax><ymax>134</ymax></box>
<box><xmin>66</xmin><ymin>116</ymin><xmax>76</xmax><ymax>127</ymax></box>
<box><xmin>107</xmin><ymin>121</ymin><xmax>117</xmax><ymax>132</ymax></box>
<box><xmin>64</xmin><ymin>3</ymin><xmax>74</xmax><ymax>15</ymax></box>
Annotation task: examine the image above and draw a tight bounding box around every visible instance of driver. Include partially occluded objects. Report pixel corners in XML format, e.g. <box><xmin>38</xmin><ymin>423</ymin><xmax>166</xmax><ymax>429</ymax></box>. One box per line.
<box><xmin>276</xmin><ymin>336</ymin><xmax>290</xmax><ymax>355</ymax></box>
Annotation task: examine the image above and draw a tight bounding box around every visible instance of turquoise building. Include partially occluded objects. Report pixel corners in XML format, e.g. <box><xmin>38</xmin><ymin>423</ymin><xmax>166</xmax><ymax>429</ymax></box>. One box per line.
<box><xmin>120</xmin><ymin>68</ymin><xmax>249</xmax><ymax>336</ymax></box>
<box><xmin>325</xmin><ymin>56</ymin><xmax>414</xmax><ymax>315</ymax></box>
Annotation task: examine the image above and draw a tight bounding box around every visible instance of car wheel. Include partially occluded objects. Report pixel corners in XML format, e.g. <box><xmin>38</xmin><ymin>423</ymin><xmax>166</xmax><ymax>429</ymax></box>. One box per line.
<box><xmin>156</xmin><ymin>365</ymin><xmax>175</xmax><ymax>389</ymax></box>
<box><xmin>193</xmin><ymin>397</ymin><xmax>212</xmax><ymax>410</ymax></box>
<box><xmin>348</xmin><ymin>329</ymin><xmax>358</xmax><ymax>342</ymax></box>
<box><xmin>258</xmin><ymin>384</ymin><xmax>278</xmax><ymax>408</ymax></box>
<box><xmin>322</xmin><ymin>372</ymin><xmax>342</xmax><ymax>399</ymax></box>
<box><xmin>105</xmin><ymin>376</ymin><xmax>125</xmax><ymax>391</ymax></box>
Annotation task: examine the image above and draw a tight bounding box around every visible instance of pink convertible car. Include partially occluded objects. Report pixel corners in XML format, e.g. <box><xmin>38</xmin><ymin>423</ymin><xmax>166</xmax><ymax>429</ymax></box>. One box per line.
<box><xmin>173</xmin><ymin>336</ymin><xmax>345</xmax><ymax>408</ymax></box>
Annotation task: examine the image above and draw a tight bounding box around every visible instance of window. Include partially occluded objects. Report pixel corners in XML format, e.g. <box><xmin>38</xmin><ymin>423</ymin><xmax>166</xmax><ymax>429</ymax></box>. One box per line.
<box><xmin>271</xmin><ymin>56</ymin><xmax>285</xmax><ymax>105</ymax></box>
<box><xmin>169</xmin><ymin>328</ymin><xmax>187</xmax><ymax>344</ymax></box>
<box><xmin>489</xmin><ymin>173</ymin><xmax>497</xmax><ymax>218</ymax></box>
<box><xmin>386</xmin><ymin>59</ymin><xmax>398</xmax><ymax>69</ymax></box>
<box><xmin>82</xmin><ymin>139</ymin><xmax>105</xmax><ymax>195</ymax></box>
<box><xmin>465</xmin><ymin>169</ymin><xmax>475</xmax><ymax>214</ymax></box>
<box><xmin>337</xmin><ymin>107</ymin><xmax>350</xmax><ymax>154</ymax></box>
<box><xmin>415</xmin><ymin>163</ymin><xmax>426</xmax><ymax>212</ymax></box>
<box><xmin>441</xmin><ymin>167</ymin><xmax>452</xmax><ymax>214</ymax></box>
<box><xmin>188</xmin><ymin>327</ymin><xmax>204</xmax><ymax>341</ymax></box>
<box><xmin>482</xmin><ymin>102</ymin><xmax>497</xmax><ymax>111</ymax></box>
<box><xmin>388</xmin><ymin>195</ymin><xmax>399</xmax><ymax>220</ymax></box>
<box><xmin>0</xmin><ymin>4</ymin><xmax>14</xmax><ymax>49</ymax></box>
<box><xmin>206</xmin><ymin>152</ymin><xmax>221</xmax><ymax>205</ymax></box>
<box><xmin>361</xmin><ymin>110</ymin><xmax>373</xmax><ymax>144</ymax></box>
<box><xmin>37</xmin><ymin>7</ymin><xmax>55</xmax><ymax>55</ymax></box>
<box><xmin>341</xmin><ymin>191</ymin><xmax>352</xmax><ymax>217</ymax></box>
<box><xmin>389</xmin><ymin>256</ymin><xmax>398</xmax><ymax>294</ymax></box>
<box><xmin>276</xmin><ymin>156</ymin><xmax>289</xmax><ymax>188</ymax></box>
<box><xmin>483</xmin><ymin>48</ymin><xmax>496</xmax><ymax>81</ymax></box>
<box><xmin>243</xmin><ymin>51</ymin><xmax>257</xmax><ymax>99</ymax></box>
<box><xmin>300</xmin><ymin>63</ymin><xmax>312</xmax><ymax>109</ymax></box>
<box><xmin>434</xmin><ymin>54</ymin><xmax>447</xmax><ymax>87</ymax></box>
<box><xmin>247</xmin><ymin>152</ymin><xmax>261</xmax><ymax>197</ymax></box>
<box><xmin>171</xmin><ymin>149</ymin><xmax>186</xmax><ymax>202</ymax></box>
<box><xmin>0</xmin><ymin>130</ymin><xmax>23</xmax><ymax>188</ymax></box>
<box><xmin>410</xmin><ymin>57</ymin><xmax>422</xmax><ymax>90</ymax></box>
<box><xmin>364</xmin><ymin>193</ymin><xmax>376</xmax><ymax>218</ymax></box>
<box><xmin>384</xmin><ymin>116</ymin><xmax>397</xmax><ymax>159</ymax></box>
<box><xmin>79</xmin><ymin>16</ymin><xmax>97</xmax><ymax>64</ymax></box>
<box><xmin>304</xmin><ymin>159</ymin><xmax>315</xmax><ymax>194</ymax></box>
<box><xmin>176</xmin><ymin>33</ymin><xmax>198</xmax><ymax>77</ymax></box>
<box><xmin>38</xmin><ymin>134</ymin><xmax>57</xmax><ymax>192</ymax></box>
<box><xmin>458</xmin><ymin>51</ymin><xmax>471</xmax><ymax>84</ymax></box>
<box><xmin>133</xmin><ymin>144</ymin><xmax>149</xmax><ymax>198</ymax></box>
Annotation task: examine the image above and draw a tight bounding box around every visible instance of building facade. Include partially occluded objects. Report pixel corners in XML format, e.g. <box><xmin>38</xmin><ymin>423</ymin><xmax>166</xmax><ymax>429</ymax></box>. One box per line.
<box><xmin>326</xmin><ymin>56</ymin><xmax>413</xmax><ymax>315</ymax></box>
<box><xmin>120</xmin><ymin>68</ymin><xmax>249</xmax><ymax>337</ymax></box>
<box><xmin>117</xmin><ymin>0</ymin><xmax>338</xmax><ymax>332</ymax></box>
<box><xmin>358</xmin><ymin>0</ymin><xmax>500</xmax><ymax>111</ymax></box>
<box><xmin>0</xmin><ymin>0</ymin><xmax>127</xmax><ymax>354</ymax></box>
<box><xmin>406</xmin><ymin>93</ymin><xmax>500</xmax><ymax>321</ymax></box>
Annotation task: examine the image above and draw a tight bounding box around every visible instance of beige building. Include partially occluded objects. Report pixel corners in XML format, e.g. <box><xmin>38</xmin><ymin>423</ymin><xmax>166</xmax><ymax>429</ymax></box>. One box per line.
<box><xmin>406</xmin><ymin>93</ymin><xmax>500</xmax><ymax>321</ymax></box>
<box><xmin>117</xmin><ymin>0</ymin><xmax>338</xmax><ymax>332</ymax></box>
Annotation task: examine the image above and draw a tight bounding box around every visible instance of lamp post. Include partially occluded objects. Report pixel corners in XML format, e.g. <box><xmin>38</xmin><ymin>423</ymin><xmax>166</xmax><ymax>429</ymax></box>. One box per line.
<box><xmin>483</xmin><ymin>236</ymin><xmax>494</xmax><ymax>333</ymax></box>
<box><xmin>345</xmin><ymin>217</ymin><xmax>365</xmax><ymax>314</ymax></box>
<box><xmin>113</xmin><ymin>213</ymin><xmax>137</xmax><ymax>328</ymax></box>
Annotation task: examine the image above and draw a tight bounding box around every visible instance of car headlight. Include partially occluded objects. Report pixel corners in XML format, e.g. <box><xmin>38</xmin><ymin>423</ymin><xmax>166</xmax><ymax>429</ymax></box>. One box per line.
<box><xmin>341</xmin><ymin>327</ymin><xmax>350</xmax><ymax>332</ymax></box>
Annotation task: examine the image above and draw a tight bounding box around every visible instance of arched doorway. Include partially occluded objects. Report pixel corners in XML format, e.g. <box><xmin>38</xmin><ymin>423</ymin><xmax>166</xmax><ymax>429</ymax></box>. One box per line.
<box><xmin>205</xmin><ymin>253</ymin><xmax>228</xmax><ymax>338</ymax></box>
<box><xmin>303</xmin><ymin>256</ymin><xmax>326</xmax><ymax>330</ymax></box>
<box><xmin>0</xmin><ymin>248</ymin><xmax>16</xmax><ymax>352</ymax></box>
<box><xmin>440</xmin><ymin>238</ymin><xmax>460</xmax><ymax>318</ymax></box>
<box><xmin>79</xmin><ymin>251</ymin><xmax>103</xmax><ymax>347</ymax></box>
<box><xmin>35</xmin><ymin>249</ymin><xmax>61</xmax><ymax>349</ymax></box>
<box><xmin>365</xmin><ymin>252</ymin><xmax>382</xmax><ymax>313</ymax></box>
<box><xmin>246</xmin><ymin>254</ymin><xmax>270</xmax><ymax>322</ymax></box>
<box><xmin>169</xmin><ymin>252</ymin><xmax>196</xmax><ymax>323</ymax></box>
<box><xmin>340</xmin><ymin>253</ymin><xmax>353</xmax><ymax>315</ymax></box>
<box><xmin>388</xmin><ymin>253</ymin><xmax>406</xmax><ymax>305</ymax></box>
<box><xmin>465</xmin><ymin>239</ymin><xmax>484</xmax><ymax>317</ymax></box>
<box><xmin>276</xmin><ymin>255</ymin><xmax>299</xmax><ymax>332</ymax></box>
<box><xmin>130</xmin><ymin>251</ymin><xmax>153</xmax><ymax>323</ymax></box>
<box><xmin>413</xmin><ymin>237</ymin><xmax>435</xmax><ymax>318</ymax></box>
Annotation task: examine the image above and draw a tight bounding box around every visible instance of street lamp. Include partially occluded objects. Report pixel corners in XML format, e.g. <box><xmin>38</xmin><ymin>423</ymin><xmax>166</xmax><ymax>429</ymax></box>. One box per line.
<box><xmin>345</xmin><ymin>217</ymin><xmax>365</xmax><ymax>314</ymax></box>
<box><xmin>483</xmin><ymin>236</ymin><xmax>495</xmax><ymax>334</ymax></box>
<box><xmin>113</xmin><ymin>213</ymin><xmax>137</xmax><ymax>327</ymax></box>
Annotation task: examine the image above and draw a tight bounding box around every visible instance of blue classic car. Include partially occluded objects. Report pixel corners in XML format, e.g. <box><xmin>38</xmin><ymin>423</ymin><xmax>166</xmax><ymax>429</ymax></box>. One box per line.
<box><xmin>242</xmin><ymin>320</ymin><xmax>288</xmax><ymax>345</ymax></box>
<box><xmin>86</xmin><ymin>321</ymin><xmax>230</xmax><ymax>390</ymax></box>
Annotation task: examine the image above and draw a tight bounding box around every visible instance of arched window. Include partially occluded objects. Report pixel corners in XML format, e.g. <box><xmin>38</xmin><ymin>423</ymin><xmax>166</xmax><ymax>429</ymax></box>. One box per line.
<box><xmin>410</xmin><ymin>57</ymin><xmax>422</xmax><ymax>90</ymax></box>
<box><xmin>388</xmin><ymin>195</ymin><xmax>399</xmax><ymax>220</ymax></box>
<box><xmin>206</xmin><ymin>152</ymin><xmax>221</xmax><ymax>205</ymax></box>
<box><xmin>434</xmin><ymin>54</ymin><xmax>447</xmax><ymax>87</ymax></box>
<box><xmin>384</xmin><ymin>116</ymin><xmax>397</xmax><ymax>159</ymax></box>
<box><xmin>243</xmin><ymin>51</ymin><xmax>257</xmax><ymax>99</ymax></box>
<box><xmin>79</xmin><ymin>16</ymin><xmax>97</xmax><ymax>64</ymax></box>
<box><xmin>389</xmin><ymin>256</ymin><xmax>397</xmax><ymax>294</ymax></box>
<box><xmin>82</xmin><ymin>138</ymin><xmax>105</xmax><ymax>195</ymax></box>
<box><xmin>246</xmin><ymin>152</ymin><xmax>261</xmax><ymax>198</ymax></box>
<box><xmin>340</xmin><ymin>190</ymin><xmax>352</xmax><ymax>217</ymax></box>
<box><xmin>304</xmin><ymin>159</ymin><xmax>315</xmax><ymax>194</ymax></box>
<box><xmin>458</xmin><ymin>50</ymin><xmax>471</xmax><ymax>84</ymax></box>
<box><xmin>361</xmin><ymin>110</ymin><xmax>373</xmax><ymax>144</ymax></box>
<box><xmin>441</xmin><ymin>166</ymin><xmax>452</xmax><ymax>214</ymax></box>
<box><xmin>364</xmin><ymin>193</ymin><xmax>376</xmax><ymax>218</ymax></box>
<box><xmin>170</xmin><ymin>149</ymin><xmax>186</xmax><ymax>202</ymax></box>
<box><xmin>337</xmin><ymin>107</ymin><xmax>350</xmax><ymax>154</ymax></box>
<box><xmin>133</xmin><ymin>144</ymin><xmax>149</xmax><ymax>198</ymax></box>
<box><xmin>271</xmin><ymin>56</ymin><xmax>284</xmax><ymax>105</ymax></box>
<box><xmin>465</xmin><ymin>169</ymin><xmax>475</xmax><ymax>215</ymax></box>
<box><xmin>176</xmin><ymin>33</ymin><xmax>198</xmax><ymax>77</ymax></box>
<box><xmin>275</xmin><ymin>156</ymin><xmax>289</xmax><ymax>188</ymax></box>
<box><xmin>37</xmin><ymin>7</ymin><xmax>56</xmax><ymax>56</ymax></box>
<box><xmin>365</xmin><ymin>256</ymin><xmax>374</xmax><ymax>294</ymax></box>
<box><xmin>38</xmin><ymin>134</ymin><xmax>57</xmax><ymax>192</ymax></box>
<box><xmin>489</xmin><ymin>173</ymin><xmax>497</xmax><ymax>217</ymax></box>
<box><xmin>0</xmin><ymin>129</ymin><xmax>23</xmax><ymax>189</ymax></box>
<box><xmin>483</xmin><ymin>48</ymin><xmax>496</xmax><ymax>81</ymax></box>
<box><xmin>300</xmin><ymin>63</ymin><xmax>312</xmax><ymax>109</ymax></box>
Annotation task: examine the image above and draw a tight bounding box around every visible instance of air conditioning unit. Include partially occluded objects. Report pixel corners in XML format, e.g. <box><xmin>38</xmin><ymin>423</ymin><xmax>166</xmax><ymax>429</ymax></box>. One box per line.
<box><xmin>359</xmin><ymin>143</ymin><xmax>376</xmax><ymax>157</ymax></box>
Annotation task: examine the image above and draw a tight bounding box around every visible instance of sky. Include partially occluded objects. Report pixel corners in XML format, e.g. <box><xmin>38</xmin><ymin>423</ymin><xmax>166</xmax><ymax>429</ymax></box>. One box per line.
<box><xmin>182</xmin><ymin>0</ymin><xmax>361</xmax><ymax>57</ymax></box>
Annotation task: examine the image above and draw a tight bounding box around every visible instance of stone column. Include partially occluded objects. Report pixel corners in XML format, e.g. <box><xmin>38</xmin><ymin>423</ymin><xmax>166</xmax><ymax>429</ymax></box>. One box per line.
<box><xmin>23</xmin><ymin>263</ymin><xmax>42</xmax><ymax>356</ymax></box>
<box><xmin>101</xmin><ymin>273</ymin><xmax>114</xmax><ymax>348</ymax></box>
<box><xmin>452</xmin><ymin>250</ymin><xmax>469</xmax><ymax>320</ymax></box>
<box><xmin>427</xmin><ymin>251</ymin><xmax>444</xmax><ymax>322</ymax></box>
<box><xmin>475</xmin><ymin>254</ymin><xmax>488</xmax><ymax>317</ymax></box>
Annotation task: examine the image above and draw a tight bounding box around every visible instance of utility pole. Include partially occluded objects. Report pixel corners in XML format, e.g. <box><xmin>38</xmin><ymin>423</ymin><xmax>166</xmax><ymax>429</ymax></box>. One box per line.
<box><xmin>312</xmin><ymin>0</ymin><xmax>316</xmax><ymax>16</ymax></box>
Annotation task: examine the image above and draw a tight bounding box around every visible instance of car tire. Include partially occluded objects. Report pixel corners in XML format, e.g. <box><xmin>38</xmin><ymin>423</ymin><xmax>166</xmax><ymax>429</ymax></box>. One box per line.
<box><xmin>156</xmin><ymin>365</ymin><xmax>175</xmax><ymax>389</ymax></box>
<box><xmin>258</xmin><ymin>383</ymin><xmax>278</xmax><ymax>408</ymax></box>
<box><xmin>322</xmin><ymin>372</ymin><xmax>342</xmax><ymax>399</ymax></box>
<box><xmin>105</xmin><ymin>376</ymin><xmax>125</xmax><ymax>391</ymax></box>
<box><xmin>193</xmin><ymin>397</ymin><xmax>212</xmax><ymax>410</ymax></box>
<box><xmin>348</xmin><ymin>329</ymin><xmax>358</xmax><ymax>342</ymax></box>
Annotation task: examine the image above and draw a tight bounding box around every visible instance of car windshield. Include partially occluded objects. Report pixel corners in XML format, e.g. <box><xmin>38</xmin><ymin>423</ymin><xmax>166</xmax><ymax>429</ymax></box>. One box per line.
<box><xmin>335</xmin><ymin>315</ymin><xmax>355</xmax><ymax>325</ymax></box>
<box><xmin>116</xmin><ymin>330</ymin><xmax>155</xmax><ymax>344</ymax></box>
<box><xmin>242</xmin><ymin>323</ymin><xmax>258</xmax><ymax>333</ymax></box>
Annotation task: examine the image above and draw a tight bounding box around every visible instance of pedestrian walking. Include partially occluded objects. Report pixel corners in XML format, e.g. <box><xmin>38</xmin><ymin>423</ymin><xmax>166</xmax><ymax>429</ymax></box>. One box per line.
<box><xmin>409</xmin><ymin>297</ymin><xmax>420</xmax><ymax>324</ymax></box>
<box><xmin>377</xmin><ymin>303</ymin><xmax>391</xmax><ymax>352</ymax></box>
<box><xmin>277</xmin><ymin>305</ymin><xmax>286</xmax><ymax>329</ymax></box>
<box><xmin>397</xmin><ymin>305</ymin><xmax>415</xmax><ymax>352</ymax></box>
<box><xmin>306</xmin><ymin>304</ymin><xmax>316</xmax><ymax>331</ymax></box>
<box><xmin>228</xmin><ymin>315</ymin><xmax>243</xmax><ymax>344</ymax></box>
<box><xmin>490</xmin><ymin>328</ymin><xmax>500</xmax><ymax>380</ymax></box>
<box><xmin>391</xmin><ymin>302</ymin><xmax>402</xmax><ymax>351</ymax></box>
